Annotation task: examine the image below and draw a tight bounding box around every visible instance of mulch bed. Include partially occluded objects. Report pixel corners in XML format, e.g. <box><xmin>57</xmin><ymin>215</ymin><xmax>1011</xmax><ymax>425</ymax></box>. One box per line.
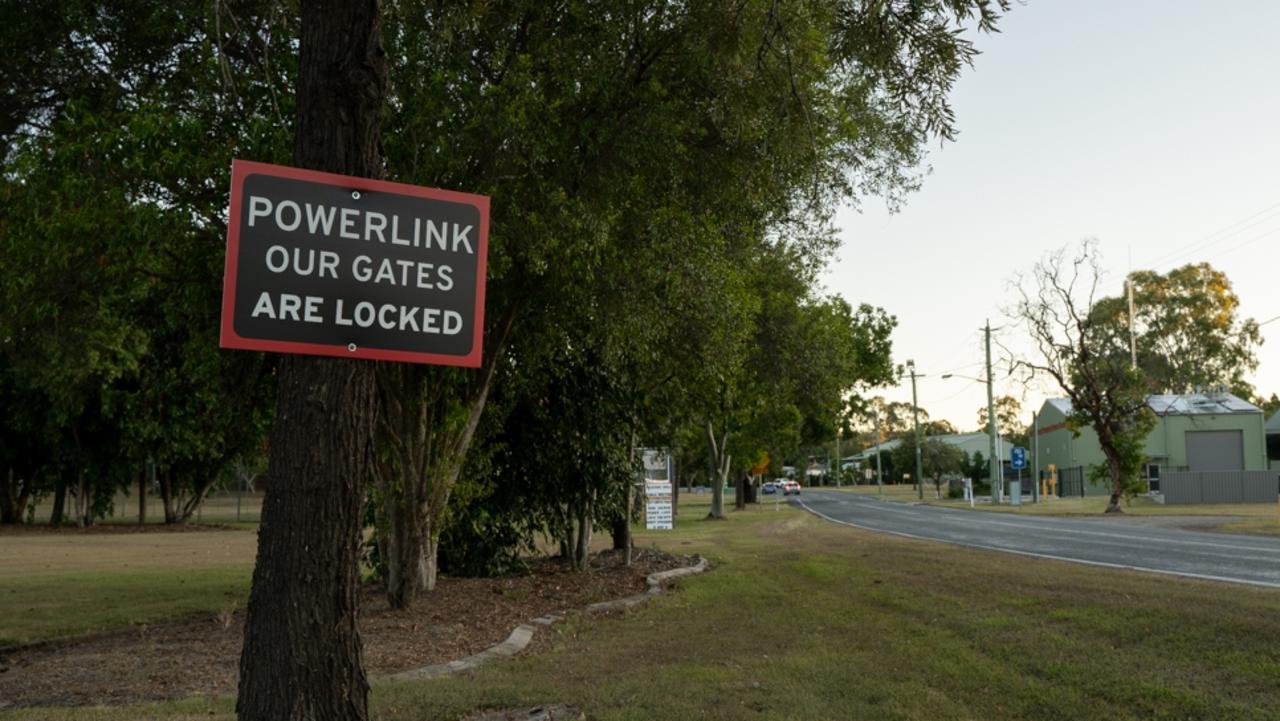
<box><xmin>0</xmin><ymin>547</ymin><xmax>688</xmax><ymax>709</ymax></box>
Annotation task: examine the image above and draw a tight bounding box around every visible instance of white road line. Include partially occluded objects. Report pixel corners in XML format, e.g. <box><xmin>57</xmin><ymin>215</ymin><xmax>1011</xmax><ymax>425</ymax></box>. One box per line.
<box><xmin>795</xmin><ymin>497</ymin><xmax>1280</xmax><ymax>590</ymax></box>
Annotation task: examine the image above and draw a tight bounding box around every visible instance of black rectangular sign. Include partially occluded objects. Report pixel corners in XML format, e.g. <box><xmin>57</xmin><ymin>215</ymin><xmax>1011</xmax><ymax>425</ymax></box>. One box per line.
<box><xmin>220</xmin><ymin>160</ymin><xmax>489</xmax><ymax>366</ymax></box>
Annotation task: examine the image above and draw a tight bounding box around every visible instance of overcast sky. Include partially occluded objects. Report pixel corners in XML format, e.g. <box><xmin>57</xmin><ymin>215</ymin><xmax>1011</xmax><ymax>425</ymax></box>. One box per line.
<box><xmin>824</xmin><ymin>0</ymin><xmax>1280</xmax><ymax>434</ymax></box>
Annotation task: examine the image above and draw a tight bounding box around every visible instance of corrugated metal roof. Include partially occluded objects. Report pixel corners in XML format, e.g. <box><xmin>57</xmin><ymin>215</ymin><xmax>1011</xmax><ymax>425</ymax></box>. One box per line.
<box><xmin>1267</xmin><ymin>411</ymin><xmax>1280</xmax><ymax>432</ymax></box>
<box><xmin>1045</xmin><ymin>392</ymin><xmax>1261</xmax><ymax>417</ymax></box>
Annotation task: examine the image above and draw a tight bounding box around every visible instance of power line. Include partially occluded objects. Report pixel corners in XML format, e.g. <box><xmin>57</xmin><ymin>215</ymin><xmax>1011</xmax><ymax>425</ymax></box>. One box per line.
<box><xmin>1211</xmin><ymin>224</ymin><xmax>1280</xmax><ymax>262</ymax></box>
<box><xmin>1145</xmin><ymin>199</ymin><xmax>1280</xmax><ymax>270</ymax></box>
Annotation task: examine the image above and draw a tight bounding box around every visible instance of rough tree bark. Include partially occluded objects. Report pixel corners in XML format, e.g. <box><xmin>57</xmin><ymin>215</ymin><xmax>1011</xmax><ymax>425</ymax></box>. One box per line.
<box><xmin>236</xmin><ymin>2</ymin><xmax>386</xmax><ymax>720</ymax></box>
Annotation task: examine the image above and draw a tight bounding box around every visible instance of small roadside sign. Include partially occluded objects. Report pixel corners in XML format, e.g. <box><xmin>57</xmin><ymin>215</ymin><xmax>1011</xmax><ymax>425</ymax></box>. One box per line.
<box><xmin>1011</xmin><ymin>446</ymin><xmax>1027</xmax><ymax>470</ymax></box>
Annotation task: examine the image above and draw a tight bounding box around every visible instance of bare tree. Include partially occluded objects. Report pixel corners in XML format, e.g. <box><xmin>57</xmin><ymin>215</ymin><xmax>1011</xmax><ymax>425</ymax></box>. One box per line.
<box><xmin>1009</xmin><ymin>241</ymin><xmax>1155</xmax><ymax>513</ymax></box>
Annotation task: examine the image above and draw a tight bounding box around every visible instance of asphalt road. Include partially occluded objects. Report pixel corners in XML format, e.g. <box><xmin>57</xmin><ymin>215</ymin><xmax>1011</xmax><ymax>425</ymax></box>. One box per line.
<box><xmin>795</xmin><ymin>490</ymin><xmax>1280</xmax><ymax>589</ymax></box>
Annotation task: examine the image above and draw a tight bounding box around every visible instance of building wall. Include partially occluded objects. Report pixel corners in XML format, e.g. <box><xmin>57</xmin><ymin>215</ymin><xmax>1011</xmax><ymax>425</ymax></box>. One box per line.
<box><xmin>1151</xmin><ymin>414</ymin><xmax>1267</xmax><ymax>470</ymax></box>
<box><xmin>1033</xmin><ymin>402</ymin><xmax>1109</xmax><ymax>494</ymax></box>
<box><xmin>1034</xmin><ymin>402</ymin><xmax>1269</xmax><ymax>481</ymax></box>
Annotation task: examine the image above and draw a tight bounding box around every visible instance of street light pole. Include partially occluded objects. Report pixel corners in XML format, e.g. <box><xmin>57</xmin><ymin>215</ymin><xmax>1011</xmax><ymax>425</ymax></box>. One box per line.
<box><xmin>908</xmin><ymin>360</ymin><xmax>924</xmax><ymax>500</ymax></box>
<box><xmin>835</xmin><ymin>422</ymin><xmax>841</xmax><ymax>488</ymax></box>
<box><xmin>874</xmin><ymin>409</ymin><xmax>883</xmax><ymax>496</ymax></box>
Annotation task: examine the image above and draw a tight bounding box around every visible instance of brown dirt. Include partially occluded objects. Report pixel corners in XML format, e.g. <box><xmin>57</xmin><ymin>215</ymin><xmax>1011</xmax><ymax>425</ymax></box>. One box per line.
<box><xmin>0</xmin><ymin>547</ymin><xmax>688</xmax><ymax>709</ymax></box>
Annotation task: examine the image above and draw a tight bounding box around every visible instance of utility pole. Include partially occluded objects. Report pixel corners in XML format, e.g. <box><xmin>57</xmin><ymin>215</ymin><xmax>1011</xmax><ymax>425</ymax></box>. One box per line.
<box><xmin>1031</xmin><ymin>411</ymin><xmax>1039</xmax><ymax>504</ymax></box>
<box><xmin>1127</xmin><ymin>279</ymin><xmax>1137</xmax><ymax>369</ymax></box>
<box><xmin>908</xmin><ymin>360</ymin><xmax>924</xmax><ymax>500</ymax></box>
<box><xmin>985</xmin><ymin>321</ymin><xmax>1000</xmax><ymax>504</ymax></box>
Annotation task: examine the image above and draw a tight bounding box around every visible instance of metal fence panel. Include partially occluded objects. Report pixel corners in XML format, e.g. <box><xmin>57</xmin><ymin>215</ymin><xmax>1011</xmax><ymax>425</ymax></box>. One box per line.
<box><xmin>1057</xmin><ymin>466</ymin><xmax>1085</xmax><ymax>498</ymax></box>
<box><xmin>1161</xmin><ymin>471</ymin><xmax>1279</xmax><ymax>505</ymax></box>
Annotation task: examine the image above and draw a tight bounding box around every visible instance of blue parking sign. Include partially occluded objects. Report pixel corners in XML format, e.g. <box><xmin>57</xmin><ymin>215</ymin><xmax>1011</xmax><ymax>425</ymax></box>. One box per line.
<box><xmin>1011</xmin><ymin>446</ymin><xmax>1027</xmax><ymax>470</ymax></box>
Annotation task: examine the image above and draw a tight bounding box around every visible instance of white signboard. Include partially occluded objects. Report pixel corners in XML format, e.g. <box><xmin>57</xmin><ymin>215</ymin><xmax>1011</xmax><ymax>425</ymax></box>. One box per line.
<box><xmin>644</xmin><ymin>479</ymin><xmax>673</xmax><ymax>530</ymax></box>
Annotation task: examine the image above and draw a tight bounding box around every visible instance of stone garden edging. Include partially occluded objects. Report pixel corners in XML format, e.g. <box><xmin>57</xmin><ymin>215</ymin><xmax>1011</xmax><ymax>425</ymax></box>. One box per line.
<box><xmin>388</xmin><ymin>555</ymin><xmax>708</xmax><ymax>682</ymax></box>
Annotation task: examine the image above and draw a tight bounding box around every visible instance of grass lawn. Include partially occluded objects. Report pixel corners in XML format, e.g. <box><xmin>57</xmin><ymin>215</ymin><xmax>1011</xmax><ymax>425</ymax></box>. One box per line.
<box><xmin>5</xmin><ymin>496</ymin><xmax>1280</xmax><ymax>720</ymax></box>
<box><xmin>0</xmin><ymin>529</ymin><xmax>256</xmax><ymax>646</ymax></box>
<box><xmin>833</xmin><ymin>481</ymin><xmax>924</xmax><ymax>501</ymax></box>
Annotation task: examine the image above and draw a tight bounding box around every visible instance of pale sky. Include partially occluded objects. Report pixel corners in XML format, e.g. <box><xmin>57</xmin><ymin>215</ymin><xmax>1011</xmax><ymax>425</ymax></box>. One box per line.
<box><xmin>825</xmin><ymin>0</ymin><xmax>1280</xmax><ymax>434</ymax></box>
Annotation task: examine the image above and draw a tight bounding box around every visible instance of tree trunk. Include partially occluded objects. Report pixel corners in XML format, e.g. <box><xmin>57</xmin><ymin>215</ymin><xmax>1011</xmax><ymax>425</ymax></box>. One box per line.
<box><xmin>137</xmin><ymin>469</ymin><xmax>146</xmax><ymax>525</ymax></box>
<box><xmin>560</xmin><ymin>502</ymin><xmax>577</xmax><ymax>567</ymax></box>
<box><xmin>611</xmin><ymin>515</ymin><xmax>630</xmax><ymax>550</ymax></box>
<box><xmin>382</xmin><ymin>491</ymin><xmax>428</xmax><ymax>610</ymax></box>
<box><xmin>50</xmin><ymin>469</ymin><xmax>68</xmax><ymax>525</ymax></box>
<box><xmin>0</xmin><ymin>468</ymin><xmax>28</xmax><ymax>525</ymax></box>
<box><xmin>1105</xmin><ymin>458</ymin><xmax>1124</xmax><ymax>513</ymax></box>
<box><xmin>177</xmin><ymin>473</ymin><xmax>216</xmax><ymax>524</ymax></box>
<box><xmin>422</xmin><ymin>536</ymin><xmax>438</xmax><ymax>591</ymax></box>
<box><xmin>705</xmin><ymin>421</ymin><xmax>727</xmax><ymax>520</ymax></box>
<box><xmin>611</xmin><ymin>478</ymin><xmax>632</xmax><ymax>559</ymax></box>
<box><xmin>237</xmin><ymin>356</ymin><xmax>377</xmax><ymax>721</ymax></box>
<box><xmin>237</xmin><ymin>1</ymin><xmax>385</xmax><ymax>718</ymax></box>
<box><xmin>573</xmin><ymin>503</ymin><xmax>592</xmax><ymax>571</ymax></box>
<box><xmin>75</xmin><ymin>468</ymin><xmax>90</xmax><ymax>528</ymax></box>
<box><xmin>159</xmin><ymin>469</ymin><xmax>178</xmax><ymax>524</ymax></box>
<box><xmin>1100</xmin><ymin>436</ymin><xmax>1125</xmax><ymax>514</ymax></box>
<box><xmin>375</xmin><ymin>310</ymin><xmax>512</xmax><ymax>611</ymax></box>
<box><xmin>671</xmin><ymin>467</ymin><xmax>679</xmax><ymax>518</ymax></box>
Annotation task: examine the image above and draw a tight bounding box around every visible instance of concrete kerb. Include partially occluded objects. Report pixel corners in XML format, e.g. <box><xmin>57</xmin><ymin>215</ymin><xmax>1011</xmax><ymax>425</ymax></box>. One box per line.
<box><xmin>388</xmin><ymin>555</ymin><xmax>707</xmax><ymax>682</ymax></box>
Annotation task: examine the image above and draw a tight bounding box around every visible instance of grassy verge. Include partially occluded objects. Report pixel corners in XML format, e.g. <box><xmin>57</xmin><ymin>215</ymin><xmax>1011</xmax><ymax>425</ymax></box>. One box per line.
<box><xmin>7</xmin><ymin>495</ymin><xmax>1280</xmax><ymax>720</ymax></box>
<box><xmin>0</xmin><ymin>530</ymin><xmax>256</xmax><ymax>646</ymax></box>
<box><xmin>831</xmin><ymin>482</ymin><xmax>924</xmax><ymax>500</ymax></box>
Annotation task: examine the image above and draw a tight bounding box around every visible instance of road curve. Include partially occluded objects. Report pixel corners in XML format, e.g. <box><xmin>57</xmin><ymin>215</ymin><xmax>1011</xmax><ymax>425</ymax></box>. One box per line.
<box><xmin>795</xmin><ymin>490</ymin><xmax>1280</xmax><ymax>589</ymax></box>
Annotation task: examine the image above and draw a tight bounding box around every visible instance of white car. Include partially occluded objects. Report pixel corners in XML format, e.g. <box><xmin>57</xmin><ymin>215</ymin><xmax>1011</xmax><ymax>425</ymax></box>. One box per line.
<box><xmin>782</xmin><ymin>481</ymin><xmax>801</xmax><ymax>496</ymax></box>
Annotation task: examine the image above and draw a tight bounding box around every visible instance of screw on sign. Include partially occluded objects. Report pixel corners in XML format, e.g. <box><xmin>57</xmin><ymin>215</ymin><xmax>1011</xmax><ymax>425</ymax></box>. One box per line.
<box><xmin>220</xmin><ymin>159</ymin><xmax>490</xmax><ymax>367</ymax></box>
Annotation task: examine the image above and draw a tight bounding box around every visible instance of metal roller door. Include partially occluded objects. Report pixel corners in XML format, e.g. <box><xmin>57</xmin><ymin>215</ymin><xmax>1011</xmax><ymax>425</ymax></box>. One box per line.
<box><xmin>1185</xmin><ymin>430</ymin><xmax>1244</xmax><ymax>471</ymax></box>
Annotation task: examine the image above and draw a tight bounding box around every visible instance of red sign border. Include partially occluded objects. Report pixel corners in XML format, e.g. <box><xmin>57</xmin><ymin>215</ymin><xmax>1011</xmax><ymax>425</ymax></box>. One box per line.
<box><xmin>219</xmin><ymin>159</ymin><xmax>489</xmax><ymax>368</ymax></box>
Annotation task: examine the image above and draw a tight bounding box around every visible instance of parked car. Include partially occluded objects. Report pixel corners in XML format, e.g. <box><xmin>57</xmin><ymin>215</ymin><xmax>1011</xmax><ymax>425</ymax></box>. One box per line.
<box><xmin>762</xmin><ymin>481</ymin><xmax>778</xmax><ymax>495</ymax></box>
<box><xmin>782</xmin><ymin>480</ymin><xmax>801</xmax><ymax>496</ymax></box>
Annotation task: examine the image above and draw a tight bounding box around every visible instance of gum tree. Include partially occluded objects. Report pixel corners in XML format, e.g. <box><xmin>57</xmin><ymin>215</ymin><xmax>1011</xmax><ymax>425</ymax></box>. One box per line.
<box><xmin>1011</xmin><ymin>241</ymin><xmax>1157</xmax><ymax>513</ymax></box>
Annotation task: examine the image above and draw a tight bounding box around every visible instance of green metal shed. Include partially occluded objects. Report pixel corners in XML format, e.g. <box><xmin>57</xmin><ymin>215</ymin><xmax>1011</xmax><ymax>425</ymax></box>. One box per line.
<box><xmin>1034</xmin><ymin>392</ymin><xmax>1268</xmax><ymax>496</ymax></box>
